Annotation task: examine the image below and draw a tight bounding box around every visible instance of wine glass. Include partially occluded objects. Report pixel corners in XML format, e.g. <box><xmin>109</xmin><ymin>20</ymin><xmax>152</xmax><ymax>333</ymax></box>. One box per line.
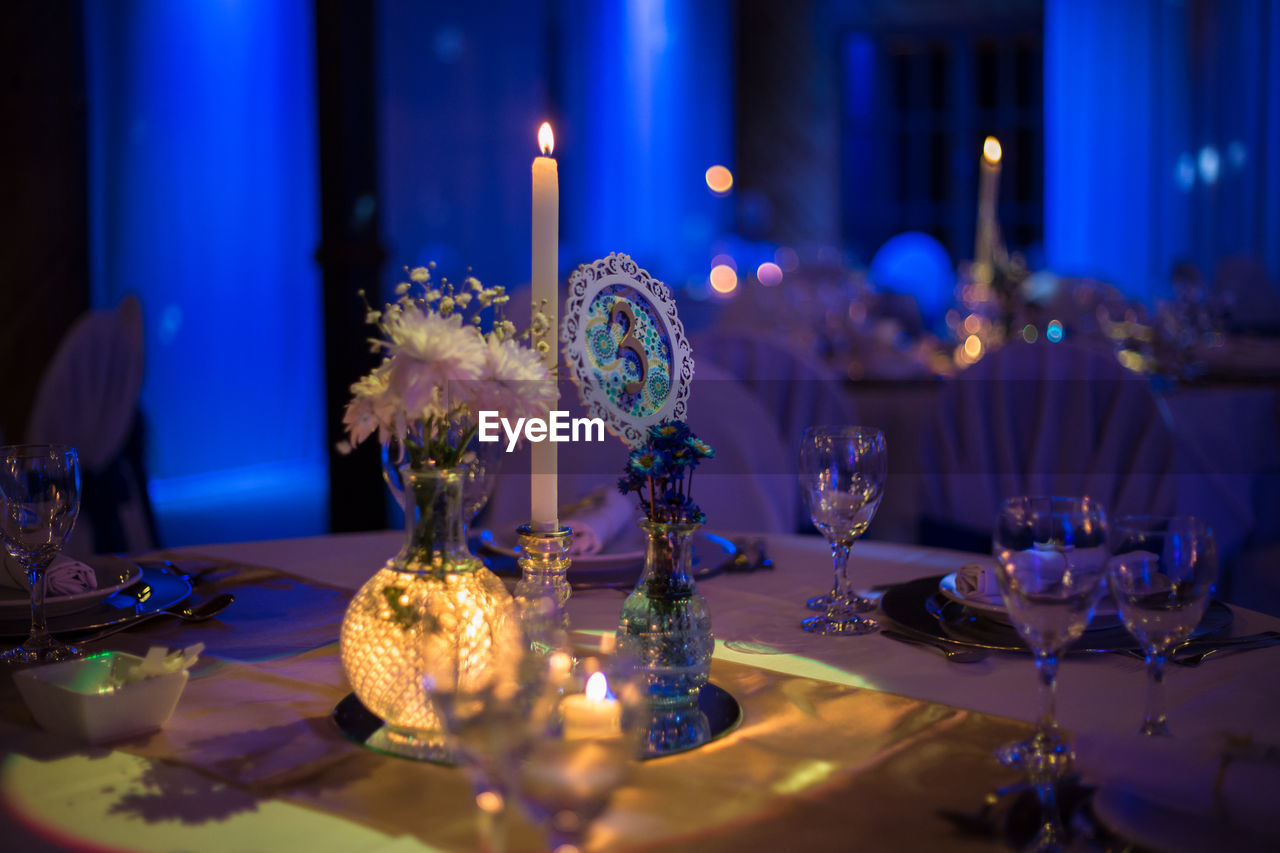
<box><xmin>1108</xmin><ymin>516</ymin><xmax>1217</xmax><ymax>737</ymax></box>
<box><xmin>0</xmin><ymin>445</ymin><xmax>83</xmax><ymax>664</ymax></box>
<box><xmin>992</xmin><ymin>495</ymin><xmax>1108</xmax><ymax>853</ymax></box>
<box><xmin>797</xmin><ymin>426</ymin><xmax>886</xmax><ymax>635</ymax></box>
<box><xmin>422</xmin><ymin>613</ymin><xmax>537</xmax><ymax>853</ymax></box>
<box><xmin>515</xmin><ymin>650</ymin><xmax>648</xmax><ymax>852</ymax></box>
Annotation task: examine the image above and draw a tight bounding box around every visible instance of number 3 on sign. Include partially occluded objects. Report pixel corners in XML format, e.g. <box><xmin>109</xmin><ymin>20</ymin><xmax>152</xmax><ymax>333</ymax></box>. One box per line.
<box><xmin>610</xmin><ymin>302</ymin><xmax>647</xmax><ymax>394</ymax></box>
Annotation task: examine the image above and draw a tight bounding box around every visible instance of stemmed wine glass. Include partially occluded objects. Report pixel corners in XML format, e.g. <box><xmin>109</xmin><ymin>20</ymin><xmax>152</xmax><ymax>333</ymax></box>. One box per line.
<box><xmin>515</xmin><ymin>650</ymin><xmax>647</xmax><ymax>852</ymax></box>
<box><xmin>797</xmin><ymin>426</ymin><xmax>887</xmax><ymax>635</ymax></box>
<box><xmin>992</xmin><ymin>495</ymin><xmax>1108</xmax><ymax>852</ymax></box>
<box><xmin>422</xmin><ymin>613</ymin><xmax>537</xmax><ymax>853</ymax></box>
<box><xmin>0</xmin><ymin>445</ymin><xmax>83</xmax><ymax>664</ymax></box>
<box><xmin>1108</xmin><ymin>516</ymin><xmax>1217</xmax><ymax>737</ymax></box>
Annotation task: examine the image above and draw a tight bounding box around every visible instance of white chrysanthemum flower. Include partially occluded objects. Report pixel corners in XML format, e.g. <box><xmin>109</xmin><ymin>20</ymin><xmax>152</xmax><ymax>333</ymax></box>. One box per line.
<box><xmin>462</xmin><ymin>335</ymin><xmax>555</xmax><ymax>420</ymax></box>
<box><xmin>343</xmin><ymin>364</ymin><xmax>399</xmax><ymax>445</ymax></box>
<box><xmin>382</xmin><ymin>307</ymin><xmax>486</xmax><ymax>422</ymax></box>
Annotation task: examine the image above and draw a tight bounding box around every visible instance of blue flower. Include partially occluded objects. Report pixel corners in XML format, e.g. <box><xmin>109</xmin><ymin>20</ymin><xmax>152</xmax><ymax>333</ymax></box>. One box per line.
<box><xmin>648</xmin><ymin>421</ymin><xmax>690</xmax><ymax>447</ymax></box>
<box><xmin>686</xmin><ymin>436</ymin><xmax>715</xmax><ymax>459</ymax></box>
<box><xmin>628</xmin><ymin>449</ymin><xmax>665</xmax><ymax>476</ymax></box>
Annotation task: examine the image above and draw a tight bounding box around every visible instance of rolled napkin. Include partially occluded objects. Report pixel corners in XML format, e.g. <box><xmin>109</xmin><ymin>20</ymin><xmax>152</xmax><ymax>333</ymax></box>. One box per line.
<box><xmin>954</xmin><ymin>563</ymin><xmax>1000</xmax><ymax>599</ymax></box>
<box><xmin>563</xmin><ymin>488</ymin><xmax>635</xmax><ymax>556</ymax></box>
<box><xmin>0</xmin><ymin>552</ymin><xmax>98</xmax><ymax>595</ymax></box>
<box><xmin>1075</xmin><ymin>731</ymin><xmax>1280</xmax><ymax>844</ymax></box>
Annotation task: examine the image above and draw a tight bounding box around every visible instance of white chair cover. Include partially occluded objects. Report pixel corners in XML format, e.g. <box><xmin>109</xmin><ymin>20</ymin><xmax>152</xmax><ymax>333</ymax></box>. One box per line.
<box><xmin>690</xmin><ymin>332</ymin><xmax>859</xmax><ymax>454</ymax></box>
<box><xmin>25</xmin><ymin>296</ymin><xmax>152</xmax><ymax>555</ymax></box>
<box><xmin>921</xmin><ymin>341</ymin><xmax>1177</xmax><ymax>541</ymax></box>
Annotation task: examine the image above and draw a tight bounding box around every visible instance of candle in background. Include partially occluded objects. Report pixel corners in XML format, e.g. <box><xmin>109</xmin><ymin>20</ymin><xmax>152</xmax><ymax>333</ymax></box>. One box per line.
<box><xmin>975</xmin><ymin>135</ymin><xmax>1002</xmax><ymax>272</ymax></box>
<box><xmin>531</xmin><ymin>121</ymin><xmax>559</xmax><ymax>530</ymax></box>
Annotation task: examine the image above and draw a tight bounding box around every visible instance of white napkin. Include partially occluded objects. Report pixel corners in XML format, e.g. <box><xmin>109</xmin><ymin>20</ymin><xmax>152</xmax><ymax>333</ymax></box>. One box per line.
<box><xmin>954</xmin><ymin>563</ymin><xmax>999</xmax><ymax>599</ymax></box>
<box><xmin>1075</xmin><ymin>731</ymin><xmax>1280</xmax><ymax>842</ymax></box>
<box><xmin>0</xmin><ymin>552</ymin><xmax>98</xmax><ymax>595</ymax></box>
<box><xmin>563</xmin><ymin>488</ymin><xmax>635</xmax><ymax>556</ymax></box>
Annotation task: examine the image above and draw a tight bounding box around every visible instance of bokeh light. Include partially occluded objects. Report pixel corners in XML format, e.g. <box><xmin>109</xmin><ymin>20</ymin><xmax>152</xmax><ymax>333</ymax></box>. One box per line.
<box><xmin>711</xmin><ymin>252</ymin><xmax>736</xmax><ymax>271</ymax></box>
<box><xmin>1198</xmin><ymin>145</ymin><xmax>1220</xmax><ymax>184</ymax></box>
<box><xmin>775</xmin><ymin>246</ymin><xmax>800</xmax><ymax>272</ymax></box>
<box><xmin>1022</xmin><ymin>324</ymin><xmax>1039</xmax><ymax>343</ymax></box>
<box><xmin>1046</xmin><ymin>320</ymin><xmax>1064</xmax><ymax>342</ymax></box>
<box><xmin>963</xmin><ymin>334</ymin><xmax>982</xmax><ymax>359</ymax></box>
<box><xmin>709</xmin><ymin>264</ymin><xmax>738</xmax><ymax>294</ymax></box>
<box><xmin>705</xmin><ymin>164</ymin><xmax>733</xmax><ymax>195</ymax></box>
<box><xmin>756</xmin><ymin>262</ymin><xmax>783</xmax><ymax>287</ymax></box>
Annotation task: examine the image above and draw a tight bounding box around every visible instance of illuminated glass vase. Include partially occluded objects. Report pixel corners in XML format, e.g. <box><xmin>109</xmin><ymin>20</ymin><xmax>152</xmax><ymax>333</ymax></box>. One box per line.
<box><xmin>615</xmin><ymin>520</ymin><xmax>713</xmax><ymax>708</ymax></box>
<box><xmin>340</xmin><ymin>465</ymin><xmax>515</xmax><ymax>759</ymax></box>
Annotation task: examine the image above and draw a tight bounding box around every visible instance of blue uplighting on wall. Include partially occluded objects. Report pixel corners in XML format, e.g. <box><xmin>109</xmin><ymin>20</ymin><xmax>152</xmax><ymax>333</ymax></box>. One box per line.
<box><xmin>84</xmin><ymin>0</ymin><xmax>327</xmax><ymax>545</ymax></box>
<box><xmin>559</xmin><ymin>0</ymin><xmax>734</xmax><ymax>286</ymax></box>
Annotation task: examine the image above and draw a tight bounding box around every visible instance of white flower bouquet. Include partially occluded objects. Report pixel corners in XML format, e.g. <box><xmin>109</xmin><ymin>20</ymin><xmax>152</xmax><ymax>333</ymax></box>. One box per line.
<box><xmin>342</xmin><ymin>264</ymin><xmax>555</xmax><ymax>468</ymax></box>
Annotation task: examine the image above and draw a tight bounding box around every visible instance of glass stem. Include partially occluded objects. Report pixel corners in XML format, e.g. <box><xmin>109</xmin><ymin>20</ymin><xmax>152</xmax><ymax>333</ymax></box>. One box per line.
<box><xmin>1141</xmin><ymin>651</ymin><xmax>1169</xmax><ymax>736</ymax></box>
<box><xmin>26</xmin><ymin>560</ymin><xmax>52</xmax><ymax>647</ymax></box>
<box><xmin>1033</xmin><ymin>775</ymin><xmax>1065</xmax><ymax>852</ymax></box>
<box><xmin>1033</xmin><ymin>650</ymin><xmax>1058</xmax><ymax>736</ymax></box>
<box><xmin>829</xmin><ymin>542</ymin><xmax>851</xmax><ymax>610</ymax></box>
<box><xmin>473</xmin><ymin>782</ymin><xmax>508</xmax><ymax>853</ymax></box>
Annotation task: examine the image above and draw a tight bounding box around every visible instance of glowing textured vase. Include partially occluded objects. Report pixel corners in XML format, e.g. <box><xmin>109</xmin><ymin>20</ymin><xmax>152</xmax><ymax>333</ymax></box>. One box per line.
<box><xmin>615</xmin><ymin>520</ymin><xmax>713</xmax><ymax>708</ymax></box>
<box><xmin>340</xmin><ymin>465</ymin><xmax>514</xmax><ymax>759</ymax></box>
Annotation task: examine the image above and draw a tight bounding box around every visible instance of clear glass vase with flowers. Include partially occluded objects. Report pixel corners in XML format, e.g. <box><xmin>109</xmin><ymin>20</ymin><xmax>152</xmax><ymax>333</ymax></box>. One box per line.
<box><xmin>614</xmin><ymin>421</ymin><xmax>716</xmax><ymax>709</ymax></box>
<box><xmin>337</xmin><ymin>264</ymin><xmax>556</xmax><ymax>759</ymax></box>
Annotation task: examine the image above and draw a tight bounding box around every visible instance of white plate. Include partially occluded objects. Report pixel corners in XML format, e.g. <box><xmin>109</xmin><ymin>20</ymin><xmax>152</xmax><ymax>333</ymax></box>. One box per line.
<box><xmin>1092</xmin><ymin>785</ymin><xmax>1276</xmax><ymax>853</ymax></box>
<box><xmin>480</xmin><ymin>525</ymin><xmax>647</xmax><ymax>572</ymax></box>
<box><xmin>937</xmin><ymin>572</ymin><xmax>1118</xmax><ymax>626</ymax></box>
<box><xmin>0</xmin><ymin>555</ymin><xmax>142</xmax><ymax>618</ymax></box>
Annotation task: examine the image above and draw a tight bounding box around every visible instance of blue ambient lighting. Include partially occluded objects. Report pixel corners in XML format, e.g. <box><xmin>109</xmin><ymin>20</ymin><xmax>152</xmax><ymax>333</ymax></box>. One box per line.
<box><xmin>84</xmin><ymin>0</ymin><xmax>326</xmax><ymax>545</ymax></box>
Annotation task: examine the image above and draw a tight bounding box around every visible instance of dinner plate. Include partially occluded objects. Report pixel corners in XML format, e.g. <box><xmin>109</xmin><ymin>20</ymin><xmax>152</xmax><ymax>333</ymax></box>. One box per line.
<box><xmin>475</xmin><ymin>527</ymin><xmax>737</xmax><ymax>588</ymax></box>
<box><xmin>1092</xmin><ymin>785</ymin><xmax>1276</xmax><ymax>853</ymax></box>
<box><xmin>0</xmin><ymin>568</ymin><xmax>191</xmax><ymax>639</ymax></box>
<box><xmin>479</xmin><ymin>523</ymin><xmax>648</xmax><ymax>571</ymax></box>
<box><xmin>880</xmin><ymin>575</ymin><xmax>1232</xmax><ymax>654</ymax></box>
<box><xmin>937</xmin><ymin>572</ymin><xmax>1120</xmax><ymax>629</ymax></box>
<box><xmin>0</xmin><ymin>555</ymin><xmax>142</xmax><ymax>618</ymax></box>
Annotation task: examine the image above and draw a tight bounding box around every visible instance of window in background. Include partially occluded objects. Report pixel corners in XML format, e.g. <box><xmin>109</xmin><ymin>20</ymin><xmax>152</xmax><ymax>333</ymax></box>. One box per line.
<box><xmin>840</xmin><ymin>6</ymin><xmax>1044</xmax><ymax>268</ymax></box>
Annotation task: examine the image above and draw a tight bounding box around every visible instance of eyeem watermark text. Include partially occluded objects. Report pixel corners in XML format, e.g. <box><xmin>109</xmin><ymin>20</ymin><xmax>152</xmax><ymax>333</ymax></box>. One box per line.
<box><xmin>477</xmin><ymin>411</ymin><xmax>605</xmax><ymax>452</ymax></box>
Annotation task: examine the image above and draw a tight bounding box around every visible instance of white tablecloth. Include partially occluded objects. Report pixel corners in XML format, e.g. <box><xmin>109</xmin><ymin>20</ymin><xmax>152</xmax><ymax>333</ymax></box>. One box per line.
<box><xmin>3</xmin><ymin>531</ymin><xmax>1278</xmax><ymax>852</ymax></box>
<box><xmin>190</xmin><ymin>530</ymin><xmax>1280</xmax><ymax>740</ymax></box>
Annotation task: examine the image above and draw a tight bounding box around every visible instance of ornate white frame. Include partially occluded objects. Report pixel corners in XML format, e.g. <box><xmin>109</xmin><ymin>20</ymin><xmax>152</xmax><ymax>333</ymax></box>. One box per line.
<box><xmin>561</xmin><ymin>253</ymin><xmax>694</xmax><ymax>448</ymax></box>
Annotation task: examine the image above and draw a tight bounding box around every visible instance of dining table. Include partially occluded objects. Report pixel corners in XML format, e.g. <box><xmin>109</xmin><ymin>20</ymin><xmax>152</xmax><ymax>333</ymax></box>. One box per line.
<box><xmin>2</xmin><ymin>529</ymin><xmax>1278</xmax><ymax>852</ymax></box>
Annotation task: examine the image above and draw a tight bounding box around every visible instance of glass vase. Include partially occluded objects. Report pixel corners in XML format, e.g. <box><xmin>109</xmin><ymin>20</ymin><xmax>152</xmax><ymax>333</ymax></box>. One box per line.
<box><xmin>340</xmin><ymin>464</ymin><xmax>516</xmax><ymax>760</ymax></box>
<box><xmin>615</xmin><ymin>520</ymin><xmax>713</xmax><ymax>709</ymax></box>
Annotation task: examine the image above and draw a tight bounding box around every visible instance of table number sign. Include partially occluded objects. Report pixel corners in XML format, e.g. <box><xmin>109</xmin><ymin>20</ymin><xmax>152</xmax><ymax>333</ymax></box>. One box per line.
<box><xmin>561</xmin><ymin>253</ymin><xmax>694</xmax><ymax>447</ymax></box>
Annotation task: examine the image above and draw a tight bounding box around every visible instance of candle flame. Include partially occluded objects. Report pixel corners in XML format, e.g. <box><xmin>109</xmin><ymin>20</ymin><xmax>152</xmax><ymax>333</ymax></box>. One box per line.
<box><xmin>538</xmin><ymin>121</ymin><xmax>554</xmax><ymax>157</ymax></box>
<box><xmin>983</xmin><ymin>136</ymin><xmax>1002</xmax><ymax>165</ymax></box>
<box><xmin>585</xmin><ymin>671</ymin><xmax>609</xmax><ymax>701</ymax></box>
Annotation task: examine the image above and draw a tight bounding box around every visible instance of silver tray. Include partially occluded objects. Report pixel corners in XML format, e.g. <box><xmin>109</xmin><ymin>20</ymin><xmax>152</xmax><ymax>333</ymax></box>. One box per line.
<box><xmin>332</xmin><ymin>681</ymin><xmax>743</xmax><ymax>763</ymax></box>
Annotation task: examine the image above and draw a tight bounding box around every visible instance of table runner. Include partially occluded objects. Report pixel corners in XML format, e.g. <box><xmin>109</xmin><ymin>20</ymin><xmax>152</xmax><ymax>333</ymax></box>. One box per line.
<box><xmin>0</xmin><ymin>556</ymin><xmax>1032</xmax><ymax>851</ymax></box>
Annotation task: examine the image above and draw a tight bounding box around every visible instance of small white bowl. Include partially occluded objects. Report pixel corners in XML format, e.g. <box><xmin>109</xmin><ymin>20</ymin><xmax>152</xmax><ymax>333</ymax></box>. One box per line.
<box><xmin>13</xmin><ymin>651</ymin><xmax>188</xmax><ymax>744</ymax></box>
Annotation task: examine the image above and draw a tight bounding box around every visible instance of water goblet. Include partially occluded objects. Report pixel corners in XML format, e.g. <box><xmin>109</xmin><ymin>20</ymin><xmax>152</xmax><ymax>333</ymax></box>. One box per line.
<box><xmin>0</xmin><ymin>445</ymin><xmax>83</xmax><ymax>664</ymax></box>
<box><xmin>1108</xmin><ymin>516</ymin><xmax>1217</xmax><ymax>737</ymax></box>
<box><xmin>992</xmin><ymin>495</ymin><xmax>1108</xmax><ymax>852</ymax></box>
<box><xmin>797</xmin><ymin>426</ymin><xmax>886</xmax><ymax>634</ymax></box>
<box><xmin>515</xmin><ymin>650</ymin><xmax>648</xmax><ymax>853</ymax></box>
